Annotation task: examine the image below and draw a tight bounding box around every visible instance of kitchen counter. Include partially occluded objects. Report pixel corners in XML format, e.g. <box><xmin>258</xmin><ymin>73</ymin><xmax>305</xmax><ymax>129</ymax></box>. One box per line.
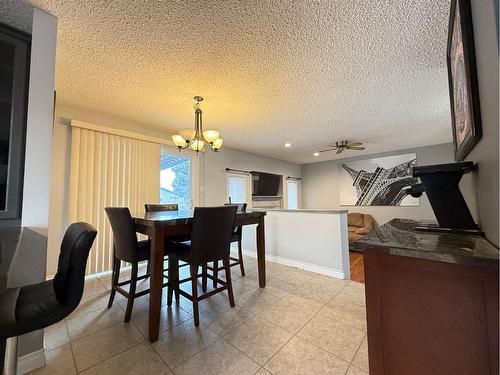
<box><xmin>353</xmin><ymin>218</ymin><xmax>498</xmax><ymax>269</ymax></box>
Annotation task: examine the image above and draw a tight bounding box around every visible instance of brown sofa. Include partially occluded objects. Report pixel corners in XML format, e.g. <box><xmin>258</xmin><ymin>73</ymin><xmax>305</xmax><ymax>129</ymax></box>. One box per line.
<box><xmin>348</xmin><ymin>213</ymin><xmax>375</xmax><ymax>245</ymax></box>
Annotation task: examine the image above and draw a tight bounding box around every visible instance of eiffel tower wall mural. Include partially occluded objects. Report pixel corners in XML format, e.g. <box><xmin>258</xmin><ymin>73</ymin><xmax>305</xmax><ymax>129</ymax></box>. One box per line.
<box><xmin>339</xmin><ymin>153</ymin><xmax>419</xmax><ymax>206</ymax></box>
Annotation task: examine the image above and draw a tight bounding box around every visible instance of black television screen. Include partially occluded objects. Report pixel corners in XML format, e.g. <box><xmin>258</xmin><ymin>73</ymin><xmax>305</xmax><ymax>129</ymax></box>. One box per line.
<box><xmin>252</xmin><ymin>172</ymin><xmax>280</xmax><ymax>196</ymax></box>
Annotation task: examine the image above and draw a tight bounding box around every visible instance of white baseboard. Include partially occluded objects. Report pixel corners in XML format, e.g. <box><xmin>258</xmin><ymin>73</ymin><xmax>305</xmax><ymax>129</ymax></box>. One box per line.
<box><xmin>240</xmin><ymin>249</ymin><xmax>347</xmax><ymax>280</ymax></box>
<box><xmin>17</xmin><ymin>349</ymin><xmax>46</xmax><ymax>375</ymax></box>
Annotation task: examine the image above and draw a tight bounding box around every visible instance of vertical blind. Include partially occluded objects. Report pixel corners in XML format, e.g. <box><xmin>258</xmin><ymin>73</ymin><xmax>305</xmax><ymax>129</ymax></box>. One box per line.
<box><xmin>69</xmin><ymin>125</ymin><xmax>161</xmax><ymax>274</ymax></box>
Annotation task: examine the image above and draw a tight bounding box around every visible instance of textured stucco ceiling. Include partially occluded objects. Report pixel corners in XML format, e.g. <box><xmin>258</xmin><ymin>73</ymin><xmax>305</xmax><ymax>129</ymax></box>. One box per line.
<box><xmin>0</xmin><ymin>0</ymin><xmax>453</xmax><ymax>164</ymax></box>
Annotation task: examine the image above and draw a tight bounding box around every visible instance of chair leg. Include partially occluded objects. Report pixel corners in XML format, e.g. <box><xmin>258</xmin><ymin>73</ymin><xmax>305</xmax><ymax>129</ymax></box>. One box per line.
<box><xmin>223</xmin><ymin>258</ymin><xmax>235</xmax><ymax>308</ymax></box>
<box><xmin>124</xmin><ymin>263</ymin><xmax>138</xmax><ymax>322</ymax></box>
<box><xmin>213</xmin><ymin>261</ymin><xmax>218</xmax><ymax>288</ymax></box>
<box><xmin>190</xmin><ymin>265</ymin><xmax>200</xmax><ymax>327</ymax></box>
<box><xmin>174</xmin><ymin>259</ymin><xmax>180</xmax><ymax>301</ymax></box>
<box><xmin>238</xmin><ymin>240</ymin><xmax>245</xmax><ymax>276</ymax></box>
<box><xmin>167</xmin><ymin>258</ymin><xmax>175</xmax><ymax>306</ymax></box>
<box><xmin>202</xmin><ymin>264</ymin><xmax>207</xmax><ymax>292</ymax></box>
<box><xmin>107</xmin><ymin>257</ymin><xmax>120</xmax><ymax>308</ymax></box>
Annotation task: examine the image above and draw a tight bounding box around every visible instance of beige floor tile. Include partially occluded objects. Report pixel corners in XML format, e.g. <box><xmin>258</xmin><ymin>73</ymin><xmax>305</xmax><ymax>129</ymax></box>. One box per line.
<box><xmin>27</xmin><ymin>344</ymin><xmax>76</xmax><ymax>375</ymax></box>
<box><xmin>319</xmin><ymin>302</ymin><xmax>367</xmax><ymax>332</ymax></box>
<box><xmin>346</xmin><ymin>364</ymin><xmax>369</xmax><ymax>375</ymax></box>
<box><xmin>255</xmin><ymin>368</ymin><xmax>272</xmax><ymax>374</ymax></box>
<box><xmin>352</xmin><ymin>335</ymin><xmax>369</xmax><ymax>371</ymax></box>
<box><xmin>298</xmin><ymin>275</ymin><xmax>347</xmax><ymax>296</ymax></box>
<box><xmin>71</xmin><ymin>323</ymin><xmax>144</xmax><ymax>372</ymax></box>
<box><xmin>201</xmin><ymin>306</ymin><xmax>253</xmax><ymax>336</ymax></box>
<box><xmin>297</xmin><ymin>312</ymin><xmax>365</xmax><ymax>362</ymax></box>
<box><xmin>259</xmin><ymin>297</ymin><xmax>316</xmax><ymax>333</ymax></box>
<box><xmin>66</xmin><ymin>305</ymin><xmax>125</xmax><ymax>339</ymax></box>
<box><xmin>43</xmin><ymin>321</ymin><xmax>69</xmax><ymax>350</ymax></box>
<box><xmin>237</xmin><ymin>287</ymin><xmax>283</xmax><ymax>314</ymax></box>
<box><xmin>264</xmin><ymin>337</ymin><xmax>349</xmax><ymax>375</ymax></box>
<box><xmin>349</xmin><ymin>280</ymin><xmax>365</xmax><ymax>291</ymax></box>
<box><xmin>151</xmin><ymin>320</ymin><xmax>220</xmax><ymax>368</ymax></box>
<box><xmin>266</xmin><ymin>269</ymin><xmax>316</xmax><ymax>292</ymax></box>
<box><xmin>68</xmin><ymin>292</ymin><xmax>116</xmax><ymax>319</ymax></box>
<box><xmin>79</xmin><ymin>343</ymin><xmax>170</xmax><ymax>375</ymax></box>
<box><xmin>173</xmin><ymin>338</ymin><xmax>260</xmax><ymax>375</ymax></box>
<box><xmin>83</xmin><ymin>278</ymin><xmax>108</xmax><ymax>299</ymax></box>
<box><xmin>118</xmin><ymin>293</ymin><xmax>168</xmax><ymax>318</ymax></box>
<box><xmin>224</xmin><ymin>316</ymin><xmax>292</xmax><ymax>365</ymax></box>
<box><xmin>132</xmin><ymin>304</ymin><xmax>192</xmax><ymax>337</ymax></box>
<box><xmin>283</xmin><ymin>293</ymin><xmax>326</xmax><ymax>313</ymax></box>
<box><xmin>332</xmin><ymin>284</ymin><xmax>366</xmax><ymax>306</ymax></box>
<box><xmin>231</xmin><ymin>279</ymin><xmax>259</xmax><ymax>295</ymax></box>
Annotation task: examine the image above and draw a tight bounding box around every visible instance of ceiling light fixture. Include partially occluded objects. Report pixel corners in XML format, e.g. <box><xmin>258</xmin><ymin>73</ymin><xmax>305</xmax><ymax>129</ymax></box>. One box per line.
<box><xmin>313</xmin><ymin>152</ymin><xmax>320</xmax><ymax>157</ymax></box>
<box><xmin>284</xmin><ymin>142</ymin><xmax>292</xmax><ymax>148</ymax></box>
<box><xmin>172</xmin><ymin>96</ymin><xmax>223</xmax><ymax>153</ymax></box>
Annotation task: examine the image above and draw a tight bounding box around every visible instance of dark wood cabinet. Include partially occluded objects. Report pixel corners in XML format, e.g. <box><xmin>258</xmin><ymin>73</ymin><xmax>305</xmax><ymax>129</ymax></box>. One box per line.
<box><xmin>0</xmin><ymin>23</ymin><xmax>30</xmax><ymax>221</ymax></box>
<box><xmin>355</xmin><ymin>219</ymin><xmax>499</xmax><ymax>375</ymax></box>
<box><xmin>364</xmin><ymin>251</ymin><xmax>498</xmax><ymax>375</ymax></box>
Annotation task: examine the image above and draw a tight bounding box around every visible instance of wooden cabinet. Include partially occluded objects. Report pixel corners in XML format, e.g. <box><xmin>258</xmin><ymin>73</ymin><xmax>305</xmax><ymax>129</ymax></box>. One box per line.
<box><xmin>364</xmin><ymin>250</ymin><xmax>499</xmax><ymax>375</ymax></box>
<box><xmin>0</xmin><ymin>23</ymin><xmax>30</xmax><ymax>221</ymax></box>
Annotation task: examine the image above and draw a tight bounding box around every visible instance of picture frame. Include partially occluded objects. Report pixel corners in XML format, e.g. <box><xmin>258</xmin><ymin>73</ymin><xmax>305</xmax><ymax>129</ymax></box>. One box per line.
<box><xmin>446</xmin><ymin>0</ymin><xmax>482</xmax><ymax>161</ymax></box>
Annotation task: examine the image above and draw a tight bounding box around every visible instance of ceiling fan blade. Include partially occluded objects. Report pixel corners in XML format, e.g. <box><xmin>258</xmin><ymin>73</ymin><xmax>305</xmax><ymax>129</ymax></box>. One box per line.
<box><xmin>318</xmin><ymin>148</ymin><xmax>335</xmax><ymax>153</ymax></box>
<box><xmin>336</xmin><ymin>149</ymin><xmax>343</xmax><ymax>154</ymax></box>
<box><xmin>347</xmin><ymin>142</ymin><xmax>363</xmax><ymax>147</ymax></box>
<box><xmin>347</xmin><ymin>146</ymin><xmax>365</xmax><ymax>150</ymax></box>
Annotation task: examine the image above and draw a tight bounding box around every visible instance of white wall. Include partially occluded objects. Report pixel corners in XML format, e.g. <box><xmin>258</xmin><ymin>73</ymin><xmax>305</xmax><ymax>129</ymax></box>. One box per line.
<box><xmin>467</xmin><ymin>0</ymin><xmax>499</xmax><ymax>246</ymax></box>
<box><xmin>301</xmin><ymin>143</ymin><xmax>478</xmax><ymax>226</ymax></box>
<box><xmin>202</xmin><ymin>147</ymin><xmax>302</xmax><ymax>206</ymax></box>
<box><xmin>21</xmin><ymin>8</ymin><xmax>57</xmax><ymax>227</ymax></box>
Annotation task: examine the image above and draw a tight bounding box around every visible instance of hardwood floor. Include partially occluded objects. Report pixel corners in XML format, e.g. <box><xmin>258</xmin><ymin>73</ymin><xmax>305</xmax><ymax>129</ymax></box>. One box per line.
<box><xmin>350</xmin><ymin>251</ymin><xmax>365</xmax><ymax>283</ymax></box>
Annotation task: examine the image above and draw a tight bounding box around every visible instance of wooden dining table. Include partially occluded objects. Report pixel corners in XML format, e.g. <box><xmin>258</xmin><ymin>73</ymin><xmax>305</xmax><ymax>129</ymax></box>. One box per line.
<box><xmin>133</xmin><ymin>209</ymin><xmax>267</xmax><ymax>343</ymax></box>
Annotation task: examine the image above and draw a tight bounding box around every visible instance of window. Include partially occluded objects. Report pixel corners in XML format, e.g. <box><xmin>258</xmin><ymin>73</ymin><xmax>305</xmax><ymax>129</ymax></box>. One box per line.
<box><xmin>287</xmin><ymin>180</ymin><xmax>299</xmax><ymax>209</ymax></box>
<box><xmin>160</xmin><ymin>152</ymin><xmax>191</xmax><ymax>211</ymax></box>
<box><xmin>228</xmin><ymin>174</ymin><xmax>247</xmax><ymax>204</ymax></box>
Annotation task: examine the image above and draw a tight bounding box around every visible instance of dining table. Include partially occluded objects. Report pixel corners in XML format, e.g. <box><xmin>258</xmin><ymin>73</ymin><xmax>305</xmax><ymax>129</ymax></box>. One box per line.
<box><xmin>133</xmin><ymin>209</ymin><xmax>267</xmax><ymax>343</ymax></box>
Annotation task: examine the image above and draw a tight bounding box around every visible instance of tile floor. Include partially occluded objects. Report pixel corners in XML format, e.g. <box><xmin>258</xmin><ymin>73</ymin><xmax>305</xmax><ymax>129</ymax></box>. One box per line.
<box><xmin>29</xmin><ymin>255</ymin><xmax>369</xmax><ymax>375</ymax></box>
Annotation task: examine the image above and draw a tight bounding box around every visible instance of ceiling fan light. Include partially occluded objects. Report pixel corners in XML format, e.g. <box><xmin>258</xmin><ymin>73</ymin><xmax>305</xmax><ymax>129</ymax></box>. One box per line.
<box><xmin>180</xmin><ymin>129</ymin><xmax>196</xmax><ymax>142</ymax></box>
<box><xmin>313</xmin><ymin>152</ymin><xmax>319</xmax><ymax>157</ymax></box>
<box><xmin>203</xmin><ymin>130</ymin><xmax>219</xmax><ymax>143</ymax></box>
<box><xmin>172</xmin><ymin>135</ymin><xmax>187</xmax><ymax>148</ymax></box>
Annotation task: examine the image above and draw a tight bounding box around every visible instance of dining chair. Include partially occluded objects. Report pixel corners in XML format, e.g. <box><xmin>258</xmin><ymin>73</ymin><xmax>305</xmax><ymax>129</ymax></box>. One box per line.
<box><xmin>105</xmin><ymin>207</ymin><xmax>167</xmax><ymax>322</ymax></box>
<box><xmin>210</xmin><ymin>203</ymin><xmax>247</xmax><ymax>287</ymax></box>
<box><xmin>144</xmin><ymin>203</ymin><xmax>179</xmax><ymax>212</ymax></box>
<box><xmin>0</xmin><ymin>223</ymin><xmax>97</xmax><ymax>375</ymax></box>
<box><xmin>166</xmin><ymin>206</ymin><xmax>237</xmax><ymax>326</ymax></box>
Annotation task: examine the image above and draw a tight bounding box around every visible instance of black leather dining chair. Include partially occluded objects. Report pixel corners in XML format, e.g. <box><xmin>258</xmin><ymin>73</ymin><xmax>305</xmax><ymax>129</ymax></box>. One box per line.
<box><xmin>210</xmin><ymin>203</ymin><xmax>247</xmax><ymax>287</ymax></box>
<box><xmin>105</xmin><ymin>207</ymin><xmax>168</xmax><ymax>322</ymax></box>
<box><xmin>166</xmin><ymin>206</ymin><xmax>237</xmax><ymax>326</ymax></box>
<box><xmin>144</xmin><ymin>203</ymin><xmax>179</xmax><ymax>212</ymax></box>
<box><xmin>0</xmin><ymin>223</ymin><xmax>97</xmax><ymax>374</ymax></box>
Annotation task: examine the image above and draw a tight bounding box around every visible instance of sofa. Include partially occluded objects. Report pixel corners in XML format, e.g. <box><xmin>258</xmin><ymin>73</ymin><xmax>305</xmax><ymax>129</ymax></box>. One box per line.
<box><xmin>348</xmin><ymin>212</ymin><xmax>375</xmax><ymax>245</ymax></box>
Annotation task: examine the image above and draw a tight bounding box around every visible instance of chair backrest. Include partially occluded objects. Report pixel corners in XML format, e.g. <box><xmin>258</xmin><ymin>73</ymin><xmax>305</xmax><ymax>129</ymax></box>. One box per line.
<box><xmin>190</xmin><ymin>206</ymin><xmax>237</xmax><ymax>265</ymax></box>
<box><xmin>145</xmin><ymin>203</ymin><xmax>179</xmax><ymax>212</ymax></box>
<box><xmin>53</xmin><ymin>222</ymin><xmax>97</xmax><ymax>307</ymax></box>
<box><xmin>105</xmin><ymin>207</ymin><xmax>140</xmax><ymax>263</ymax></box>
<box><xmin>224</xmin><ymin>203</ymin><xmax>247</xmax><ymax>213</ymax></box>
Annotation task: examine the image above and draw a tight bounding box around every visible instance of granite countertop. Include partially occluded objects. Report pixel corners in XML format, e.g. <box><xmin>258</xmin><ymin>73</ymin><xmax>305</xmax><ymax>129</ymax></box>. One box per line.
<box><xmin>353</xmin><ymin>218</ymin><xmax>499</xmax><ymax>269</ymax></box>
<box><xmin>252</xmin><ymin>208</ymin><xmax>348</xmax><ymax>214</ymax></box>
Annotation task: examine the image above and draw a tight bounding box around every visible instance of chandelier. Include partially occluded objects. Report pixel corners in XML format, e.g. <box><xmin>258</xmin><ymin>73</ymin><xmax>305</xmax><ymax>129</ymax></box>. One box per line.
<box><xmin>171</xmin><ymin>96</ymin><xmax>223</xmax><ymax>152</ymax></box>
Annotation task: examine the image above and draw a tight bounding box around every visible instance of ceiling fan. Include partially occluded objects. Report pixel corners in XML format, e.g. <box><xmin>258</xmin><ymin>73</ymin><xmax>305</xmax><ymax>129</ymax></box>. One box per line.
<box><xmin>318</xmin><ymin>140</ymin><xmax>365</xmax><ymax>154</ymax></box>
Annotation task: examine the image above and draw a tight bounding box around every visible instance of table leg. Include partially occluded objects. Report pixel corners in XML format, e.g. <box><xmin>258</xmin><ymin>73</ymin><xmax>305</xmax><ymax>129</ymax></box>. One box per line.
<box><xmin>256</xmin><ymin>216</ymin><xmax>266</xmax><ymax>288</ymax></box>
<box><xmin>148</xmin><ymin>224</ymin><xmax>164</xmax><ymax>342</ymax></box>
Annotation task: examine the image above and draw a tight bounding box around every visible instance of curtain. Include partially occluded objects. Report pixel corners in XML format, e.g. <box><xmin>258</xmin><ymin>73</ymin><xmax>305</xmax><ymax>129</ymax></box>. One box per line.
<box><xmin>69</xmin><ymin>125</ymin><xmax>160</xmax><ymax>274</ymax></box>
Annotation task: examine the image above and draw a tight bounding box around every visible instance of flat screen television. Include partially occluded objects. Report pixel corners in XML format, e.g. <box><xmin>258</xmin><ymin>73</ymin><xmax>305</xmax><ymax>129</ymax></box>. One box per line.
<box><xmin>252</xmin><ymin>172</ymin><xmax>281</xmax><ymax>196</ymax></box>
